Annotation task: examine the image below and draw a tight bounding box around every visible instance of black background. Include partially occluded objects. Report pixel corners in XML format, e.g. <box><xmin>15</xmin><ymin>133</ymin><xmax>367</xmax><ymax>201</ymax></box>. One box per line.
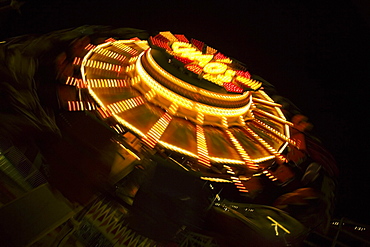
<box><xmin>1</xmin><ymin>0</ymin><xmax>370</xmax><ymax>225</ymax></box>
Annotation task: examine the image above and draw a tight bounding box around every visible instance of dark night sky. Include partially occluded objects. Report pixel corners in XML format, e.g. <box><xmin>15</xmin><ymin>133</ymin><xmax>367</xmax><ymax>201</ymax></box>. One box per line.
<box><xmin>1</xmin><ymin>0</ymin><xmax>370</xmax><ymax>224</ymax></box>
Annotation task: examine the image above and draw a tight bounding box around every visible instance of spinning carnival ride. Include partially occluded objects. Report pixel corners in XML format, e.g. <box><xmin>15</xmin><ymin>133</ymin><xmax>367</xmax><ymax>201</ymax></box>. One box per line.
<box><xmin>68</xmin><ymin>32</ymin><xmax>295</xmax><ymax>188</ymax></box>
<box><xmin>61</xmin><ymin>31</ymin><xmax>310</xmax><ymax>245</ymax></box>
<box><xmin>0</xmin><ymin>28</ymin><xmax>337</xmax><ymax>246</ymax></box>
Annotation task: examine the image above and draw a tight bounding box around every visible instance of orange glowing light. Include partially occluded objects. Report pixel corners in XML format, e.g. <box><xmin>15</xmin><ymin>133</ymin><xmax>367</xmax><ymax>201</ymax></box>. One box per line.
<box><xmin>143</xmin><ymin>113</ymin><xmax>172</xmax><ymax>148</ymax></box>
<box><xmin>225</xmin><ymin>130</ymin><xmax>258</xmax><ymax>170</ymax></box>
<box><xmin>86</xmin><ymin>79</ymin><xmax>128</xmax><ymax>88</ymax></box>
<box><xmin>106</xmin><ymin>96</ymin><xmax>145</xmax><ymax>115</ymax></box>
<box><xmin>196</xmin><ymin>125</ymin><xmax>211</xmax><ymax>167</ymax></box>
<box><xmin>112</xmin><ymin>42</ymin><xmax>139</xmax><ymax>56</ymax></box>
<box><xmin>84</xmin><ymin>44</ymin><xmax>96</xmax><ymax>51</ymax></box>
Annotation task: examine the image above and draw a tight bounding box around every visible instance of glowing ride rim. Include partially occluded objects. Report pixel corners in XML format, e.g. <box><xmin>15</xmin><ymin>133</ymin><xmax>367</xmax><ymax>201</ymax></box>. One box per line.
<box><xmin>79</xmin><ymin>36</ymin><xmax>292</xmax><ymax>169</ymax></box>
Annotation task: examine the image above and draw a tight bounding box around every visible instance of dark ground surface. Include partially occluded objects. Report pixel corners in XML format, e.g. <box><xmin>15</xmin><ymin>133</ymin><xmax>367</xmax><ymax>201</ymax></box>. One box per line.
<box><xmin>1</xmin><ymin>0</ymin><xmax>370</xmax><ymax>225</ymax></box>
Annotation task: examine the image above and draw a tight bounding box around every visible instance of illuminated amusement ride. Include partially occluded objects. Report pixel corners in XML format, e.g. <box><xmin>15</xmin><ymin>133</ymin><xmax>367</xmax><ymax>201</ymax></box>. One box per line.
<box><xmin>0</xmin><ymin>27</ymin><xmax>338</xmax><ymax>246</ymax></box>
